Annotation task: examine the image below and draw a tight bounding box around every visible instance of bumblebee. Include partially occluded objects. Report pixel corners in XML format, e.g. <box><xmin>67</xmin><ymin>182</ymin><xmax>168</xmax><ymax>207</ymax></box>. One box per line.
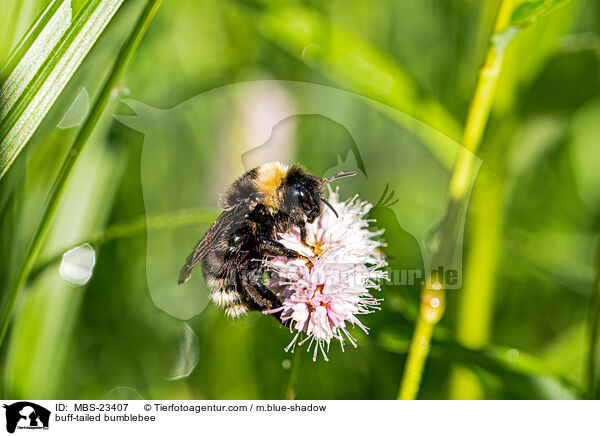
<box><xmin>178</xmin><ymin>162</ymin><xmax>354</xmax><ymax>323</ymax></box>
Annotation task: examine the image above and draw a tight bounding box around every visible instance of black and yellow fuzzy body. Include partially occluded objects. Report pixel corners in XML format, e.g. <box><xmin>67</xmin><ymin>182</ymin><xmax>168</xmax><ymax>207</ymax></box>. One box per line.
<box><xmin>178</xmin><ymin>162</ymin><xmax>324</xmax><ymax>322</ymax></box>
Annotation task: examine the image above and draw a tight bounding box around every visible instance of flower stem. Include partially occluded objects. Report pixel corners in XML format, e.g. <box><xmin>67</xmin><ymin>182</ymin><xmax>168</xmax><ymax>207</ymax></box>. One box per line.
<box><xmin>0</xmin><ymin>0</ymin><xmax>163</xmax><ymax>346</ymax></box>
<box><xmin>449</xmin><ymin>169</ymin><xmax>504</xmax><ymax>399</ymax></box>
<box><xmin>585</xmin><ymin>236</ymin><xmax>600</xmax><ymax>399</ymax></box>
<box><xmin>397</xmin><ymin>296</ymin><xmax>436</xmax><ymax>400</ymax></box>
<box><xmin>397</xmin><ymin>0</ymin><xmax>514</xmax><ymax>400</ymax></box>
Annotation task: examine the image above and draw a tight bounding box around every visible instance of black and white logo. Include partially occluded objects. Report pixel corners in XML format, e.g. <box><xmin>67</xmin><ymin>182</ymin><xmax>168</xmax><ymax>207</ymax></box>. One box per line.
<box><xmin>2</xmin><ymin>402</ymin><xmax>50</xmax><ymax>433</ymax></box>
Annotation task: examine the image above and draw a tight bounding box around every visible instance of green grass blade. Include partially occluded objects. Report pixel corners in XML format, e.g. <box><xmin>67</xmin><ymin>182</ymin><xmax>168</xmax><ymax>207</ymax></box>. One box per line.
<box><xmin>0</xmin><ymin>0</ymin><xmax>163</xmax><ymax>346</ymax></box>
<box><xmin>0</xmin><ymin>0</ymin><xmax>124</xmax><ymax>180</ymax></box>
<box><xmin>0</xmin><ymin>0</ymin><xmax>69</xmax><ymax>93</ymax></box>
<box><xmin>0</xmin><ymin>1</ymin><xmax>46</xmax><ymax>67</ymax></box>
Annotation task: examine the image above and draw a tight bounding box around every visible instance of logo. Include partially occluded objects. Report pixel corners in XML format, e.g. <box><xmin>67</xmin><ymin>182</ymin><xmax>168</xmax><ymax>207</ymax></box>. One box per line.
<box><xmin>2</xmin><ymin>402</ymin><xmax>50</xmax><ymax>433</ymax></box>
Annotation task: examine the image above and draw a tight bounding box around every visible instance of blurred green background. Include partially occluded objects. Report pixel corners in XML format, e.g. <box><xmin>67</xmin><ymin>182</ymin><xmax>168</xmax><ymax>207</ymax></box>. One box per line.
<box><xmin>1</xmin><ymin>0</ymin><xmax>600</xmax><ymax>400</ymax></box>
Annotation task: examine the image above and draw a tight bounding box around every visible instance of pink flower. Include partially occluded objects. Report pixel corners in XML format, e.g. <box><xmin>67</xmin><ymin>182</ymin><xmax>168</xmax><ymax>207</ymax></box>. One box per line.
<box><xmin>265</xmin><ymin>188</ymin><xmax>388</xmax><ymax>361</ymax></box>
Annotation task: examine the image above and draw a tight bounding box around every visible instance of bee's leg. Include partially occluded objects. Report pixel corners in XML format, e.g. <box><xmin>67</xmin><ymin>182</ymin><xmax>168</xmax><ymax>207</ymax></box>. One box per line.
<box><xmin>238</xmin><ymin>262</ymin><xmax>289</xmax><ymax>326</ymax></box>
<box><xmin>257</xmin><ymin>236</ymin><xmax>298</xmax><ymax>257</ymax></box>
<box><xmin>297</xmin><ymin>221</ymin><xmax>315</xmax><ymax>251</ymax></box>
<box><xmin>298</xmin><ymin>221</ymin><xmax>307</xmax><ymax>245</ymax></box>
<box><xmin>257</xmin><ymin>236</ymin><xmax>311</xmax><ymax>265</ymax></box>
<box><xmin>236</xmin><ymin>263</ymin><xmax>276</xmax><ymax>309</ymax></box>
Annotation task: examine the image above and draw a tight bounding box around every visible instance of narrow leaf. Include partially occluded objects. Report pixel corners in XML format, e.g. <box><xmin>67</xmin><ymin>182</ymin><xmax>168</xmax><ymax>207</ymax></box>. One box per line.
<box><xmin>510</xmin><ymin>0</ymin><xmax>573</xmax><ymax>28</ymax></box>
<box><xmin>0</xmin><ymin>0</ymin><xmax>71</xmax><ymax>118</ymax></box>
<box><xmin>0</xmin><ymin>0</ymin><xmax>124</xmax><ymax>179</ymax></box>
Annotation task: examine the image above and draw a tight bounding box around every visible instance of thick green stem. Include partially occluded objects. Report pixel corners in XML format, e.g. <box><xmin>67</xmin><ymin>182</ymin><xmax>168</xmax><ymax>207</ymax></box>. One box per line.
<box><xmin>449</xmin><ymin>169</ymin><xmax>504</xmax><ymax>399</ymax></box>
<box><xmin>0</xmin><ymin>0</ymin><xmax>163</xmax><ymax>346</ymax></box>
<box><xmin>397</xmin><ymin>0</ymin><xmax>513</xmax><ymax>400</ymax></box>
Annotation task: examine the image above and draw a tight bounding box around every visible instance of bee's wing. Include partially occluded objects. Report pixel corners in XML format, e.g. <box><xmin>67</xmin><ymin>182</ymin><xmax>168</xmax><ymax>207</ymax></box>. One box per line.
<box><xmin>177</xmin><ymin>200</ymin><xmax>252</xmax><ymax>284</ymax></box>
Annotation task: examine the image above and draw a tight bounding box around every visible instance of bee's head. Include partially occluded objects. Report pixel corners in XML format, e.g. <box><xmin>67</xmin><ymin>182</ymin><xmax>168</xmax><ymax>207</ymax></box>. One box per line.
<box><xmin>280</xmin><ymin>166</ymin><xmax>356</xmax><ymax>223</ymax></box>
<box><xmin>280</xmin><ymin>167</ymin><xmax>321</xmax><ymax>223</ymax></box>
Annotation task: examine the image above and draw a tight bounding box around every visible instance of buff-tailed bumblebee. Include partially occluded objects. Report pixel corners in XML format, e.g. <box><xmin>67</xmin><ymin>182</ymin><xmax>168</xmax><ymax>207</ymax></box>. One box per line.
<box><xmin>178</xmin><ymin>162</ymin><xmax>355</xmax><ymax>323</ymax></box>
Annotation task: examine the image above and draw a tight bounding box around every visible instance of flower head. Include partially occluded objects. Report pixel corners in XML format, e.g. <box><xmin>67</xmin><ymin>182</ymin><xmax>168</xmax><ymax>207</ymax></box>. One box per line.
<box><xmin>265</xmin><ymin>187</ymin><xmax>388</xmax><ymax>361</ymax></box>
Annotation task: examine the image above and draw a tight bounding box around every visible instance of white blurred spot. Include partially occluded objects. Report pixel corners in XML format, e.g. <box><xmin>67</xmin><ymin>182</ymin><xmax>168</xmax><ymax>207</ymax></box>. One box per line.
<box><xmin>57</xmin><ymin>88</ymin><xmax>89</xmax><ymax>129</ymax></box>
<box><xmin>105</xmin><ymin>386</ymin><xmax>144</xmax><ymax>400</ymax></box>
<box><xmin>430</xmin><ymin>297</ymin><xmax>440</xmax><ymax>308</ymax></box>
<box><xmin>432</xmin><ymin>281</ymin><xmax>442</xmax><ymax>290</ymax></box>
<box><xmin>281</xmin><ymin>359</ymin><xmax>292</xmax><ymax>370</ymax></box>
<box><xmin>168</xmin><ymin>323</ymin><xmax>199</xmax><ymax>380</ymax></box>
<box><xmin>59</xmin><ymin>243</ymin><xmax>96</xmax><ymax>286</ymax></box>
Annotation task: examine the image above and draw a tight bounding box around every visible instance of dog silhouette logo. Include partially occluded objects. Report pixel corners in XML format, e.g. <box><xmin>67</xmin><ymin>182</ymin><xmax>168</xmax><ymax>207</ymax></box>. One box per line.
<box><xmin>3</xmin><ymin>402</ymin><xmax>50</xmax><ymax>433</ymax></box>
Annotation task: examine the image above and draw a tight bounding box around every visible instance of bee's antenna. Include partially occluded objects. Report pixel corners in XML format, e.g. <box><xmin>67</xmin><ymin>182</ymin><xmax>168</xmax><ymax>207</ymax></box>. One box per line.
<box><xmin>320</xmin><ymin>196</ymin><xmax>339</xmax><ymax>218</ymax></box>
<box><xmin>319</xmin><ymin>171</ymin><xmax>355</xmax><ymax>217</ymax></box>
<box><xmin>319</xmin><ymin>171</ymin><xmax>357</xmax><ymax>185</ymax></box>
